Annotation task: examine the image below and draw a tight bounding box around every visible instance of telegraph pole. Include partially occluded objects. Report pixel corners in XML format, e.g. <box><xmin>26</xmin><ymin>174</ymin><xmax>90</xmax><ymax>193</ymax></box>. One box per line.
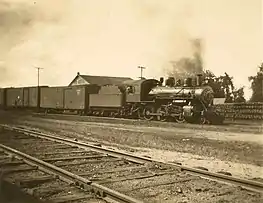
<box><xmin>138</xmin><ymin>66</ymin><xmax>146</xmax><ymax>79</ymax></box>
<box><xmin>35</xmin><ymin>67</ymin><xmax>43</xmax><ymax>112</ymax></box>
<box><xmin>35</xmin><ymin>67</ymin><xmax>43</xmax><ymax>87</ymax></box>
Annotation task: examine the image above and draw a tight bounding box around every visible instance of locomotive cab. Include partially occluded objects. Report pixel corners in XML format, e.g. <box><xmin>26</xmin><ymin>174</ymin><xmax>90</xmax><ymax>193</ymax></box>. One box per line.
<box><xmin>122</xmin><ymin>79</ymin><xmax>159</xmax><ymax>103</ymax></box>
<box><xmin>120</xmin><ymin>79</ymin><xmax>159</xmax><ymax>118</ymax></box>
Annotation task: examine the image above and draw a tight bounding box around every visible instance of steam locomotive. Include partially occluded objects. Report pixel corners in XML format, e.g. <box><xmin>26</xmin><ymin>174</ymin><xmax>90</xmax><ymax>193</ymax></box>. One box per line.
<box><xmin>121</xmin><ymin>75</ymin><xmax>223</xmax><ymax>124</ymax></box>
<box><xmin>0</xmin><ymin>75</ymin><xmax>224</xmax><ymax>125</ymax></box>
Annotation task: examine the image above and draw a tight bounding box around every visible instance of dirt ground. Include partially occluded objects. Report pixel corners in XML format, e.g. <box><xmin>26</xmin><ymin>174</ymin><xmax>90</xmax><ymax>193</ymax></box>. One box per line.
<box><xmin>0</xmin><ymin>110</ymin><xmax>262</xmax><ymax>180</ymax></box>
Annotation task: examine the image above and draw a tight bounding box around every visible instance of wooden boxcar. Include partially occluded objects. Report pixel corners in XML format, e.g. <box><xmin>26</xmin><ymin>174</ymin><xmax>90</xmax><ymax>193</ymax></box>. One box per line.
<box><xmin>6</xmin><ymin>87</ymin><xmax>24</xmax><ymax>107</ymax></box>
<box><xmin>64</xmin><ymin>85</ymin><xmax>99</xmax><ymax>110</ymax></box>
<box><xmin>40</xmin><ymin>86</ymin><xmax>65</xmax><ymax>109</ymax></box>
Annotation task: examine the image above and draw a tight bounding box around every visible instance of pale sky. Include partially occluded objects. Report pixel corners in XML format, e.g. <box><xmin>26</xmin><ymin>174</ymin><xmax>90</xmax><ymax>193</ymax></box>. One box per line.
<box><xmin>0</xmin><ymin>0</ymin><xmax>262</xmax><ymax>98</ymax></box>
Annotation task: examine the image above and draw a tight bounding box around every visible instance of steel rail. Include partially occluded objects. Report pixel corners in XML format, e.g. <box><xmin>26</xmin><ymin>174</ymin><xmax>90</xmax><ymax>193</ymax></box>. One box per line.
<box><xmin>0</xmin><ymin>144</ymin><xmax>143</xmax><ymax>203</ymax></box>
<box><xmin>2</xmin><ymin>124</ymin><xmax>263</xmax><ymax>194</ymax></box>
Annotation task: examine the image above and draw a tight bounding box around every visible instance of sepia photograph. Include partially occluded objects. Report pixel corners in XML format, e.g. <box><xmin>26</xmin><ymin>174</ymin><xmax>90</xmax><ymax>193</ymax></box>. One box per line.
<box><xmin>0</xmin><ymin>0</ymin><xmax>262</xmax><ymax>202</ymax></box>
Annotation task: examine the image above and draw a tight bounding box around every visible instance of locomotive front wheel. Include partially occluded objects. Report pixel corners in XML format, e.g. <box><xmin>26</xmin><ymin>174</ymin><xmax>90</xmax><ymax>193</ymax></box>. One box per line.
<box><xmin>143</xmin><ymin>106</ymin><xmax>154</xmax><ymax>121</ymax></box>
<box><xmin>137</xmin><ymin>108</ymin><xmax>144</xmax><ymax>120</ymax></box>
<box><xmin>156</xmin><ymin>106</ymin><xmax>167</xmax><ymax>122</ymax></box>
<box><xmin>175</xmin><ymin>113</ymin><xmax>185</xmax><ymax>123</ymax></box>
<box><xmin>109</xmin><ymin>112</ymin><xmax>115</xmax><ymax>117</ymax></box>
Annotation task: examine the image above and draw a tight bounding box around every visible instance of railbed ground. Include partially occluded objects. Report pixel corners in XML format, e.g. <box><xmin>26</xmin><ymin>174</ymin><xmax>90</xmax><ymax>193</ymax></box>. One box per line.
<box><xmin>0</xmin><ymin>110</ymin><xmax>262</xmax><ymax>179</ymax></box>
<box><xmin>0</xmin><ymin>128</ymin><xmax>262</xmax><ymax>203</ymax></box>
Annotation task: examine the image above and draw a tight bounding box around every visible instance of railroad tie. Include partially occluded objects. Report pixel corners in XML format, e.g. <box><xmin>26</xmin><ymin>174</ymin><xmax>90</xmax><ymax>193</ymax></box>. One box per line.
<box><xmin>0</xmin><ymin>160</ymin><xmax>24</xmax><ymax>166</ymax></box>
<box><xmin>50</xmin><ymin>194</ymin><xmax>94</xmax><ymax>203</ymax></box>
<box><xmin>15</xmin><ymin>175</ymin><xmax>57</xmax><ymax>188</ymax></box>
<box><xmin>42</xmin><ymin>154</ymin><xmax>108</xmax><ymax>162</ymax></box>
<box><xmin>1</xmin><ymin>166</ymin><xmax>38</xmax><ymax>174</ymax></box>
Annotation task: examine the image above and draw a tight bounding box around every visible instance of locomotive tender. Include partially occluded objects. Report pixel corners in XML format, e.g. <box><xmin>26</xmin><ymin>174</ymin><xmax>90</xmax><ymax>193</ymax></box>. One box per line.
<box><xmin>0</xmin><ymin>75</ymin><xmax>224</xmax><ymax>124</ymax></box>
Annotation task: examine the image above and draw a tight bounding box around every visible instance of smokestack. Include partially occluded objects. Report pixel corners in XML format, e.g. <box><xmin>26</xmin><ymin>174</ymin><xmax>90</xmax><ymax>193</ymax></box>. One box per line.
<box><xmin>159</xmin><ymin>77</ymin><xmax>164</xmax><ymax>85</ymax></box>
<box><xmin>169</xmin><ymin>77</ymin><xmax>175</xmax><ymax>87</ymax></box>
<box><xmin>196</xmin><ymin>74</ymin><xmax>203</xmax><ymax>86</ymax></box>
<box><xmin>184</xmin><ymin>78</ymin><xmax>192</xmax><ymax>87</ymax></box>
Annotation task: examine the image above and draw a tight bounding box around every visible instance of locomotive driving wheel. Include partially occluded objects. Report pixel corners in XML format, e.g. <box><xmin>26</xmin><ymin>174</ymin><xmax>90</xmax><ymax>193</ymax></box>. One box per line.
<box><xmin>143</xmin><ymin>106</ymin><xmax>155</xmax><ymax>120</ymax></box>
<box><xmin>200</xmin><ymin>117</ymin><xmax>206</xmax><ymax>124</ymax></box>
<box><xmin>137</xmin><ymin>107</ymin><xmax>144</xmax><ymax>120</ymax></box>
<box><xmin>200</xmin><ymin>116</ymin><xmax>210</xmax><ymax>125</ymax></box>
<box><xmin>156</xmin><ymin>106</ymin><xmax>167</xmax><ymax>122</ymax></box>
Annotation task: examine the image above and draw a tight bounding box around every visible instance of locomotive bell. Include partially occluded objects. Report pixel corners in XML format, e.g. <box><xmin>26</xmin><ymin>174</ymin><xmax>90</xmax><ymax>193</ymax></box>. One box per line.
<box><xmin>165</xmin><ymin>77</ymin><xmax>175</xmax><ymax>87</ymax></box>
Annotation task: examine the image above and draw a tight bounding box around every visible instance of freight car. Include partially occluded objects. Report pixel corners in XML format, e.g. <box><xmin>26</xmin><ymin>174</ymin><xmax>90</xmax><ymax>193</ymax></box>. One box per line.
<box><xmin>3</xmin><ymin>86</ymin><xmax>46</xmax><ymax>109</ymax></box>
<box><xmin>40</xmin><ymin>85</ymin><xmax>100</xmax><ymax>113</ymax></box>
<box><xmin>6</xmin><ymin>87</ymin><xmax>24</xmax><ymax>108</ymax></box>
<box><xmin>0</xmin><ymin>75</ymin><xmax>224</xmax><ymax>124</ymax></box>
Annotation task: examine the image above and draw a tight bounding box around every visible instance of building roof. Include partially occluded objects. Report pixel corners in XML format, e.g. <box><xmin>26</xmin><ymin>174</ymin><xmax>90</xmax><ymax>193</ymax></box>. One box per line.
<box><xmin>69</xmin><ymin>73</ymin><xmax>133</xmax><ymax>86</ymax></box>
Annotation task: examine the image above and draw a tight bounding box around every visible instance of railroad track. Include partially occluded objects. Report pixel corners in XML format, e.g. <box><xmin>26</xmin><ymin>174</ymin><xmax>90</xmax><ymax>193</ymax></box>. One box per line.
<box><xmin>0</xmin><ymin>125</ymin><xmax>262</xmax><ymax>203</ymax></box>
<box><xmin>32</xmin><ymin>112</ymin><xmax>262</xmax><ymax>134</ymax></box>
<box><xmin>0</xmin><ymin>134</ymin><xmax>142</xmax><ymax>202</ymax></box>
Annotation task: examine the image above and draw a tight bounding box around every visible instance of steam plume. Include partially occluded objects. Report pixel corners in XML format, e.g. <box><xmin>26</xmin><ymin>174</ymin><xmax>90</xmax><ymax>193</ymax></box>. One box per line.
<box><xmin>0</xmin><ymin>0</ymin><xmax>199</xmax><ymax>87</ymax></box>
<box><xmin>168</xmin><ymin>38</ymin><xmax>203</xmax><ymax>79</ymax></box>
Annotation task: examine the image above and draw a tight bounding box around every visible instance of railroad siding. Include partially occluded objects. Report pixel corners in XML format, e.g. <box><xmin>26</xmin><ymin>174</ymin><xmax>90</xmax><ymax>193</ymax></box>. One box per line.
<box><xmin>40</xmin><ymin>87</ymin><xmax>64</xmax><ymax>109</ymax></box>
